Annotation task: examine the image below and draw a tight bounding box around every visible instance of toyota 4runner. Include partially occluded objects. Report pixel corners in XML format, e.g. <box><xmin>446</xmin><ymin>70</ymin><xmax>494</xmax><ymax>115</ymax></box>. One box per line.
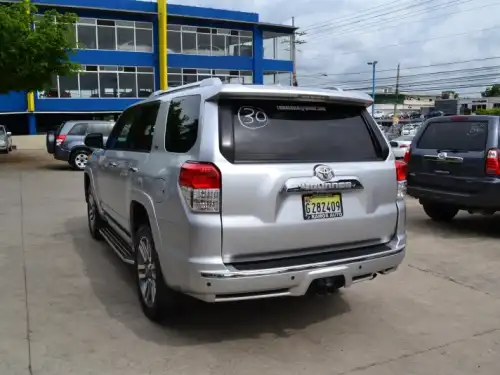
<box><xmin>83</xmin><ymin>78</ymin><xmax>407</xmax><ymax>322</ymax></box>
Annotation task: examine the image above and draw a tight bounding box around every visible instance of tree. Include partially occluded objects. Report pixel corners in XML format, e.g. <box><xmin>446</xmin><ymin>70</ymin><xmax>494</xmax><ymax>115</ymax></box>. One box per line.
<box><xmin>0</xmin><ymin>0</ymin><xmax>79</xmax><ymax>94</ymax></box>
<box><xmin>441</xmin><ymin>90</ymin><xmax>459</xmax><ymax>99</ymax></box>
<box><xmin>481</xmin><ymin>84</ymin><xmax>500</xmax><ymax>98</ymax></box>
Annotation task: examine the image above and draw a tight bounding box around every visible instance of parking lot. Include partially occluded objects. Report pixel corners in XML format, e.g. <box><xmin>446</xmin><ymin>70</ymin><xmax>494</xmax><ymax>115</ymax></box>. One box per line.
<box><xmin>1</xmin><ymin>150</ymin><xmax>500</xmax><ymax>375</ymax></box>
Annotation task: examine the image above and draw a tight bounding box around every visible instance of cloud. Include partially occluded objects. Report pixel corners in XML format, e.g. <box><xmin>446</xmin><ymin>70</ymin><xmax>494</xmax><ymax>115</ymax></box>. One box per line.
<box><xmin>167</xmin><ymin>0</ymin><xmax>500</xmax><ymax>96</ymax></box>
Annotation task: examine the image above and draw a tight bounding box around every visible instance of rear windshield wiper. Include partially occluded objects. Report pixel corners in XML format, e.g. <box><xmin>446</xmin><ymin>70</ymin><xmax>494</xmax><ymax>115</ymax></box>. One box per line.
<box><xmin>436</xmin><ymin>148</ymin><xmax>469</xmax><ymax>153</ymax></box>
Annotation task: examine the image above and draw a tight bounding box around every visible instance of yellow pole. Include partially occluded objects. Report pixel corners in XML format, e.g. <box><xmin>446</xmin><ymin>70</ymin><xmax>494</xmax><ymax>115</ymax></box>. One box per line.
<box><xmin>158</xmin><ymin>0</ymin><xmax>168</xmax><ymax>90</ymax></box>
<box><xmin>25</xmin><ymin>0</ymin><xmax>35</xmax><ymax>112</ymax></box>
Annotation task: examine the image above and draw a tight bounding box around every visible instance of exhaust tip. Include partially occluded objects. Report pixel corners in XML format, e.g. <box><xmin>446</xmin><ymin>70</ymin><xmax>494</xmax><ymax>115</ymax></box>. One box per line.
<box><xmin>308</xmin><ymin>276</ymin><xmax>345</xmax><ymax>296</ymax></box>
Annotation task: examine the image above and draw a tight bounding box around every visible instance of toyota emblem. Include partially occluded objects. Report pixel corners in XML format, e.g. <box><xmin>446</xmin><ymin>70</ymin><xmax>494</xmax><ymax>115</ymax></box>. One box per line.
<box><xmin>437</xmin><ymin>152</ymin><xmax>447</xmax><ymax>160</ymax></box>
<box><xmin>314</xmin><ymin>165</ymin><xmax>334</xmax><ymax>181</ymax></box>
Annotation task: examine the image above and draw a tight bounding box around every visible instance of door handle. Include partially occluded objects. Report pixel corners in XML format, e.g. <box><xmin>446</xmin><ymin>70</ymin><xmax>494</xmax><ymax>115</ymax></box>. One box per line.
<box><xmin>109</xmin><ymin>162</ymin><xmax>118</xmax><ymax>168</ymax></box>
<box><xmin>129</xmin><ymin>167</ymin><xmax>139</xmax><ymax>173</ymax></box>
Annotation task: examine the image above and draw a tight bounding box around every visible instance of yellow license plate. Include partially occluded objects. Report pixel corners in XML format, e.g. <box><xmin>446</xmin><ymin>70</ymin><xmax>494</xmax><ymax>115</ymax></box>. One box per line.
<box><xmin>302</xmin><ymin>193</ymin><xmax>343</xmax><ymax>220</ymax></box>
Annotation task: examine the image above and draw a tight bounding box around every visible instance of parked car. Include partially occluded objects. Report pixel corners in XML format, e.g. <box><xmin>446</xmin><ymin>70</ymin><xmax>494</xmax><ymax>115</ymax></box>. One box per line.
<box><xmin>373</xmin><ymin>110</ymin><xmax>385</xmax><ymax>119</ymax></box>
<box><xmin>83</xmin><ymin>78</ymin><xmax>407</xmax><ymax>321</ymax></box>
<box><xmin>390</xmin><ymin>135</ymin><xmax>414</xmax><ymax>159</ymax></box>
<box><xmin>46</xmin><ymin>120</ymin><xmax>114</xmax><ymax>170</ymax></box>
<box><xmin>407</xmin><ymin>115</ymin><xmax>500</xmax><ymax>221</ymax></box>
<box><xmin>0</xmin><ymin>125</ymin><xmax>13</xmax><ymax>154</ymax></box>
<box><xmin>401</xmin><ymin>124</ymin><xmax>417</xmax><ymax>136</ymax></box>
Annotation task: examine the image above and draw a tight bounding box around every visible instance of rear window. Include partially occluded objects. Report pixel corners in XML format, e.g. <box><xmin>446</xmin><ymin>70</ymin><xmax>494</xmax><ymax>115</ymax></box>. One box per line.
<box><xmin>218</xmin><ymin>99</ymin><xmax>384</xmax><ymax>163</ymax></box>
<box><xmin>417</xmin><ymin>121</ymin><xmax>488</xmax><ymax>151</ymax></box>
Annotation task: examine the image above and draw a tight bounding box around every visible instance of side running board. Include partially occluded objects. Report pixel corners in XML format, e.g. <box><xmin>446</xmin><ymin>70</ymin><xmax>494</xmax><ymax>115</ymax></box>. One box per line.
<box><xmin>99</xmin><ymin>227</ymin><xmax>135</xmax><ymax>265</ymax></box>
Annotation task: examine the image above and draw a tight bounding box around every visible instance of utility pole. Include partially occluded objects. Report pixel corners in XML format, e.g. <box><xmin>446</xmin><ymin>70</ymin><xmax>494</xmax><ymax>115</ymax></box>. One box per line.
<box><xmin>290</xmin><ymin>16</ymin><xmax>306</xmax><ymax>86</ymax></box>
<box><xmin>393</xmin><ymin>63</ymin><xmax>401</xmax><ymax>125</ymax></box>
<box><xmin>367</xmin><ymin>61</ymin><xmax>378</xmax><ymax>117</ymax></box>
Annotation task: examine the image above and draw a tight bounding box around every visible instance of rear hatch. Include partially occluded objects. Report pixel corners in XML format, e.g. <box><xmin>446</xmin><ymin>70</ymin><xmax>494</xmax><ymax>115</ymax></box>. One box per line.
<box><xmin>408</xmin><ymin>117</ymin><xmax>491</xmax><ymax>193</ymax></box>
<box><xmin>216</xmin><ymin>98</ymin><xmax>398</xmax><ymax>264</ymax></box>
<box><xmin>46</xmin><ymin>122</ymin><xmax>66</xmax><ymax>154</ymax></box>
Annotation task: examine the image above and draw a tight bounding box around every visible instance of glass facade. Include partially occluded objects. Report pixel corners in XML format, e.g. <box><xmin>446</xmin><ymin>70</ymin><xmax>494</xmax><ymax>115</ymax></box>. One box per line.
<box><xmin>73</xmin><ymin>18</ymin><xmax>154</xmax><ymax>52</ymax></box>
<box><xmin>168</xmin><ymin>25</ymin><xmax>253</xmax><ymax>56</ymax></box>
<box><xmin>168</xmin><ymin>68</ymin><xmax>253</xmax><ymax>87</ymax></box>
<box><xmin>263</xmin><ymin>31</ymin><xmax>292</xmax><ymax>60</ymax></box>
<box><xmin>39</xmin><ymin>66</ymin><xmax>155</xmax><ymax>99</ymax></box>
<box><xmin>264</xmin><ymin>71</ymin><xmax>292</xmax><ymax>85</ymax></box>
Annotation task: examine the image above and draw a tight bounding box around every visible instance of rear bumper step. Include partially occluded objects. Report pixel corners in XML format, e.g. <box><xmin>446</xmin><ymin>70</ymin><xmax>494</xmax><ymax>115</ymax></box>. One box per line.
<box><xmin>188</xmin><ymin>246</ymin><xmax>405</xmax><ymax>303</ymax></box>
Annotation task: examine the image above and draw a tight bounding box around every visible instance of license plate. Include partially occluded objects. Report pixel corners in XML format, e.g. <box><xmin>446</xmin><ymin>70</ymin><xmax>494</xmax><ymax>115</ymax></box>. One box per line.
<box><xmin>302</xmin><ymin>193</ymin><xmax>343</xmax><ymax>220</ymax></box>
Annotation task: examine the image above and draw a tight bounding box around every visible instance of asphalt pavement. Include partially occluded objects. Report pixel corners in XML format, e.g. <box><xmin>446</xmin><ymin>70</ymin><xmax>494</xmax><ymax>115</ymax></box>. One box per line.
<box><xmin>1</xmin><ymin>150</ymin><xmax>499</xmax><ymax>375</ymax></box>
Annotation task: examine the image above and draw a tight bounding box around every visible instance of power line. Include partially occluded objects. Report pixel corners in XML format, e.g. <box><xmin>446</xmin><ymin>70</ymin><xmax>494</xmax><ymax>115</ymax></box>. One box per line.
<box><xmin>314</xmin><ymin>65</ymin><xmax>500</xmax><ymax>86</ymax></box>
<box><xmin>302</xmin><ymin>0</ymin><xmax>439</xmax><ymax>34</ymax></box>
<box><xmin>334</xmin><ymin>71</ymin><xmax>500</xmax><ymax>88</ymax></box>
<box><xmin>296</xmin><ymin>56</ymin><xmax>500</xmax><ymax>78</ymax></box>
<box><xmin>299</xmin><ymin>0</ymin><xmax>412</xmax><ymax>32</ymax></box>
<box><xmin>341</xmin><ymin>76</ymin><xmax>500</xmax><ymax>91</ymax></box>
<box><xmin>306</xmin><ymin>25</ymin><xmax>500</xmax><ymax>52</ymax></box>
<box><xmin>311</xmin><ymin>0</ymin><xmax>496</xmax><ymax>41</ymax></box>
<box><xmin>307</xmin><ymin>0</ymin><xmax>471</xmax><ymax>38</ymax></box>
<box><xmin>343</xmin><ymin>74</ymin><xmax>500</xmax><ymax>91</ymax></box>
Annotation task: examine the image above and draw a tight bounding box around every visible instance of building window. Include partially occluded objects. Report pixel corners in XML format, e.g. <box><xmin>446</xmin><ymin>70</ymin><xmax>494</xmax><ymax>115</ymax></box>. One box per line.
<box><xmin>263</xmin><ymin>31</ymin><xmax>292</xmax><ymax>60</ymax></box>
<box><xmin>73</xmin><ymin>17</ymin><xmax>153</xmax><ymax>52</ymax></box>
<box><xmin>264</xmin><ymin>71</ymin><xmax>292</xmax><ymax>85</ymax></box>
<box><xmin>167</xmin><ymin>24</ymin><xmax>253</xmax><ymax>57</ymax></box>
<box><xmin>39</xmin><ymin>66</ymin><xmax>155</xmax><ymax>99</ymax></box>
<box><xmin>167</xmin><ymin>68</ymin><xmax>253</xmax><ymax>88</ymax></box>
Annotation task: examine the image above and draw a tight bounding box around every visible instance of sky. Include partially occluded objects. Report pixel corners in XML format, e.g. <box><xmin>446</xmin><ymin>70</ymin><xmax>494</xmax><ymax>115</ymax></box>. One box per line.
<box><xmin>163</xmin><ymin>0</ymin><xmax>500</xmax><ymax>96</ymax></box>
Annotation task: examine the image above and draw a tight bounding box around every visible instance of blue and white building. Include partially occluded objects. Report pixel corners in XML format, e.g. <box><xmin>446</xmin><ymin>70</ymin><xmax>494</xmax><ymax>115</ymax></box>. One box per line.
<box><xmin>0</xmin><ymin>0</ymin><xmax>295</xmax><ymax>134</ymax></box>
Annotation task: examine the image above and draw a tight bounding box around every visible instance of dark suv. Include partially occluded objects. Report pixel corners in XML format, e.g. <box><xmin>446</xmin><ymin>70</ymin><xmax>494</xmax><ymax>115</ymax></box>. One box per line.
<box><xmin>406</xmin><ymin>115</ymin><xmax>500</xmax><ymax>221</ymax></box>
<box><xmin>46</xmin><ymin>120</ymin><xmax>114</xmax><ymax>170</ymax></box>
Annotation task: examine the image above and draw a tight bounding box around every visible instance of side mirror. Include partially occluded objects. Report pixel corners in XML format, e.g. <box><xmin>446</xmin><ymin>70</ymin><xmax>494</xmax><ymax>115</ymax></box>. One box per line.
<box><xmin>84</xmin><ymin>133</ymin><xmax>104</xmax><ymax>149</ymax></box>
<box><xmin>6</xmin><ymin>132</ymin><xmax>12</xmax><ymax>136</ymax></box>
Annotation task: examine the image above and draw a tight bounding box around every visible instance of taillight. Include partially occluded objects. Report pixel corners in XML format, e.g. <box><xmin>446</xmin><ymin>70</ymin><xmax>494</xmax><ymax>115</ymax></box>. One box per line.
<box><xmin>400</xmin><ymin>144</ymin><xmax>409</xmax><ymax>148</ymax></box>
<box><xmin>56</xmin><ymin>135</ymin><xmax>66</xmax><ymax>146</ymax></box>
<box><xmin>404</xmin><ymin>149</ymin><xmax>411</xmax><ymax>163</ymax></box>
<box><xmin>485</xmin><ymin>149</ymin><xmax>500</xmax><ymax>175</ymax></box>
<box><xmin>179</xmin><ymin>161</ymin><xmax>221</xmax><ymax>213</ymax></box>
<box><xmin>395</xmin><ymin>160</ymin><xmax>407</xmax><ymax>200</ymax></box>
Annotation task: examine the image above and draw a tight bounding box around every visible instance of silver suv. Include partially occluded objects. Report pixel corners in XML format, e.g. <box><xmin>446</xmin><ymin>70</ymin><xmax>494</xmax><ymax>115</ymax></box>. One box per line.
<box><xmin>83</xmin><ymin>78</ymin><xmax>407</xmax><ymax>322</ymax></box>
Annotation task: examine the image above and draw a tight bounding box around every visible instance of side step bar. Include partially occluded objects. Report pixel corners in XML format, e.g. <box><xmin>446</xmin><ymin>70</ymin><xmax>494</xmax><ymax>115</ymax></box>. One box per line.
<box><xmin>99</xmin><ymin>227</ymin><xmax>135</xmax><ymax>265</ymax></box>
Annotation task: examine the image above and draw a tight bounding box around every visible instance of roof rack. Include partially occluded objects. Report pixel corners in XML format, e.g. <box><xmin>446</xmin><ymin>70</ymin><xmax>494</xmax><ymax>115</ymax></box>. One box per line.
<box><xmin>149</xmin><ymin>77</ymin><xmax>223</xmax><ymax>98</ymax></box>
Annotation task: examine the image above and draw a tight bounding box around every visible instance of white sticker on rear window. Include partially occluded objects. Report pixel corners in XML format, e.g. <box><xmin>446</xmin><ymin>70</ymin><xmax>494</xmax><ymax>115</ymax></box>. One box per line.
<box><xmin>467</xmin><ymin>123</ymin><xmax>486</xmax><ymax>136</ymax></box>
<box><xmin>276</xmin><ymin>105</ymin><xmax>326</xmax><ymax>112</ymax></box>
<box><xmin>237</xmin><ymin>106</ymin><xmax>268</xmax><ymax>130</ymax></box>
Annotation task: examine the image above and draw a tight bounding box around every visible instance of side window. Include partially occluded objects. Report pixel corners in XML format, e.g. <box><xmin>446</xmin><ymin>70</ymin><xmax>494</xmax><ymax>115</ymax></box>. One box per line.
<box><xmin>106</xmin><ymin>108</ymin><xmax>135</xmax><ymax>150</ymax></box>
<box><xmin>68</xmin><ymin>123</ymin><xmax>88</xmax><ymax>135</ymax></box>
<box><xmin>90</xmin><ymin>122</ymin><xmax>113</xmax><ymax>136</ymax></box>
<box><xmin>127</xmin><ymin>102</ymin><xmax>161</xmax><ymax>152</ymax></box>
<box><xmin>165</xmin><ymin>95</ymin><xmax>201</xmax><ymax>153</ymax></box>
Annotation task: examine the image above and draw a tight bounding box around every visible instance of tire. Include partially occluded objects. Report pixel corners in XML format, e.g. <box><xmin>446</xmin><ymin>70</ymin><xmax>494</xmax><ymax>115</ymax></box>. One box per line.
<box><xmin>87</xmin><ymin>187</ymin><xmax>104</xmax><ymax>241</ymax></box>
<box><xmin>70</xmin><ymin>150</ymin><xmax>90</xmax><ymax>171</ymax></box>
<box><xmin>422</xmin><ymin>202</ymin><xmax>459</xmax><ymax>222</ymax></box>
<box><xmin>135</xmin><ymin>224</ymin><xmax>179</xmax><ymax>323</ymax></box>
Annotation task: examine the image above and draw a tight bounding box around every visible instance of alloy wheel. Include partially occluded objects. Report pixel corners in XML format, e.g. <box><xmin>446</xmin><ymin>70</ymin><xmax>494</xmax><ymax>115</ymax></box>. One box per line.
<box><xmin>137</xmin><ymin>236</ymin><xmax>157</xmax><ymax>308</ymax></box>
<box><xmin>75</xmin><ymin>153</ymin><xmax>88</xmax><ymax>169</ymax></box>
